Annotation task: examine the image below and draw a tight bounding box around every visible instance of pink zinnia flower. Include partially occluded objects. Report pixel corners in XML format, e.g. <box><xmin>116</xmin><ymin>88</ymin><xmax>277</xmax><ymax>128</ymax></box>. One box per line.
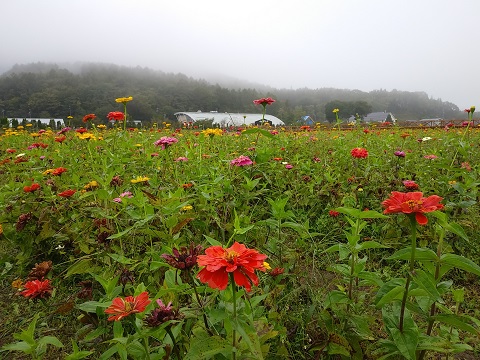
<box><xmin>394</xmin><ymin>151</ymin><xmax>406</xmax><ymax>157</ymax></box>
<box><xmin>285</xmin><ymin>164</ymin><xmax>293</xmax><ymax>169</ymax></box>
<box><xmin>424</xmin><ymin>155</ymin><xmax>438</xmax><ymax>160</ymax></box>
<box><xmin>175</xmin><ymin>157</ymin><xmax>188</xmax><ymax>162</ymax></box>
<box><xmin>403</xmin><ymin>180</ymin><xmax>419</xmax><ymax>190</ymax></box>
<box><xmin>253</xmin><ymin>97</ymin><xmax>276</xmax><ymax>106</ymax></box>
<box><xmin>154</xmin><ymin>136</ymin><xmax>178</xmax><ymax>149</ymax></box>
<box><xmin>230</xmin><ymin>155</ymin><xmax>253</xmax><ymax>167</ymax></box>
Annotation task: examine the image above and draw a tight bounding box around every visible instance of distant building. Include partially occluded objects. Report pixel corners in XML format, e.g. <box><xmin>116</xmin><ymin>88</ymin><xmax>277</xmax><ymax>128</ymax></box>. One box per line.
<box><xmin>348</xmin><ymin>112</ymin><xmax>396</xmax><ymax>124</ymax></box>
<box><xmin>174</xmin><ymin>111</ymin><xmax>284</xmax><ymax>127</ymax></box>
<box><xmin>7</xmin><ymin>118</ymin><xmax>64</xmax><ymax>126</ymax></box>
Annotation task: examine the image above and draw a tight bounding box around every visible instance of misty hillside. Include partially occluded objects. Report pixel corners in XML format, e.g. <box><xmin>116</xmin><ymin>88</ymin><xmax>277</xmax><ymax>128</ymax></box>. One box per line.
<box><xmin>0</xmin><ymin>62</ymin><xmax>461</xmax><ymax>123</ymax></box>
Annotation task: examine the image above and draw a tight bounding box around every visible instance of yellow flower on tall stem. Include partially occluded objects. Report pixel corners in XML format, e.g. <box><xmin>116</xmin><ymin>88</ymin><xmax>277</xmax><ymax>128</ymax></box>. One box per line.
<box><xmin>115</xmin><ymin>96</ymin><xmax>133</xmax><ymax>131</ymax></box>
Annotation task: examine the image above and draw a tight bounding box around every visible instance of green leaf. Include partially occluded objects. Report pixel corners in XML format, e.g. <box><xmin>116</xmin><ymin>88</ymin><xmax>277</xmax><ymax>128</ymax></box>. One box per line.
<box><xmin>388</xmin><ymin>247</ymin><xmax>438</xmax><ymax>262</ymax></box>
<box><xmin>440</xmin><ymin>254</ymin><xmax>480</xmax><ymax>276</ymax></box>
<box><xmin>107</xmin><ymin>253</ymin><xmax>134</xmax><ymax>265</ymax></box>
<box><xmin>376</xmin><ymin>285</ymin><xmax>405</xmax><ymax>308</ymax></box>
<box><xmin>357</xmin><ymin>240</ymin><xmax>387</xmax><ymax>251</ymax></box>
<box><xmin>358</xmin><ymin>210</ymin><xmax>389</xmax><ymax>219</ymax></box>
<box><xmin>76</xmin><ymin>301</ymin><xmax>110</xmax><ymax>313</ymax></box>
<box><xmin>411</xmin><ymin>269</ymin><xmax>442</xmax><ymax>302</ymax></box>
<box><xmin>327</xmin><ymin>342</ymin><xmax>351</xmax><ymax>357</ymax></box>
<box><xmin>433</xmin><ymin>314</ymin><xmax>479</xmax><ymax>334</ymax></box>
<box><xmin>383</xmin><ymin>306</ymin><xmax>419</xmax><ymax>360</ymax></box>
<box><xmin>1</xmin><ymin>341</ymin><xmax>32</xmax><ymax>353</ymax></box>
<box><xmin>36</xmin><ymin>336</ymin><xmax>64</xmax><ymax>349</ymax></box>
<box><xmin>203</xmin><ymin>235</ymin><xmax>222</xmax><ymax>246</ymax></box>
<box><xmin>65</xmin><ymin>258</ymin><xmax>94</xmax><ymax>278</ymax></box>
<box><xmin>242</xmin><ymin>127</ymin><xmax>274</xmax><ymax>138</ymax></box>
<box><xmin>184</xmin><ymin>333</ymin><xmax>233</xmax><ymax>360</ymax></box>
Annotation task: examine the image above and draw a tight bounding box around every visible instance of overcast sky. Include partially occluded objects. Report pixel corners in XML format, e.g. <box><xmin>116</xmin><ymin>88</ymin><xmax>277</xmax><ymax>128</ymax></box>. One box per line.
<box><xmin>2</xmin><ymin>0</ymin><xmax>479</xmax><ymax>109</ymax></box>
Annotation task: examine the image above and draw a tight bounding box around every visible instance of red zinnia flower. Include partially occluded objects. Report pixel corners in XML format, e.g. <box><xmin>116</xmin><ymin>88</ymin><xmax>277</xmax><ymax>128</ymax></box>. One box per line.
<box><xmin>58</xmin><ymin>189</ymin><xmax>76</xmax><ymax>198</ymax></box>
<box><xmin>6</xmin><ymin>148</ymin><xmax>16</xmax><ymax>153</ymax></box>
<box><xmin>253</xmin><ymin>97</ymin><xmax>276</xmax><ymax>106</ymax></box>
<box><xmin>55</xmin><ymin>135</ymin><xmax>67</xmax><ymax>143</ymax></box>
<box><xmin>351</xmin><ymin>147</ymin><xmax>368</xmax><ymax>159</ymax></box>
<box><xmin>104</xmin><ymin>291</ymin><xmax>151</xmax><ymax>321</ymax></box>
<box><xmin>20</xmin><ymin>279</ymin><xmax>53</xmax><ymax>300</ymax></box>
<box><xmin>24</xmin><ymin>183</ymin><xmax>41</xmax><ymax>193</ymax></box>
<box><xmin>382</xmin><ymin>191</ymin><xmax>444</xmax><ymax>225</ymax></box>
<box><xmin>83</xmin><ymin>114</ymin><xmax>96</xmax><ymax>123</ymax></box>
<box><xmin>52</xmin><ymin>167</ymin><xmax>67</xmax><ymax>176</ymax></box>
<box><xmin>329</xmin><ymin>210</ymin><xmax>340</xmax><ymax>217</ymax></box>
<box><xmin>76</xmin><ymin>128</ymin><xmax>88</xmax><ymax>133</ymax></box>
<box><xmin>197</xmin><ymin>242</ymin><xmax>267</xmax><ymax>292</ymax></box>
<box><xmin>107</xmin><ymin>111</ymin><xmax>125</xmax><ymax>121</ymax></box>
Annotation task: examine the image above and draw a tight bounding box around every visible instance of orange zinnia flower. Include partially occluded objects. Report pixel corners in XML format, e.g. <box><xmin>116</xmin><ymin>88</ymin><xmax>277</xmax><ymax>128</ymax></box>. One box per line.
<box><xmin>382</xmin><ymin>191</ymin><xmax>444</xmax><ymax>225</ymax></box>
<box><xmin>104</xmin><ymin>291</ymin><xmax>151</xmax><ymax>321</ymax></box>
<box><xmin>24</xmin><ymin>183</ymin><xmax>41</xmax><ymax>193</ymax></box>
<box><xmin>52</xmin><ymin>167</ymin><xmax>67</xmax><ymax>176</ymax></box>
<box><xmin>197</xmin><ymin>242</ymin><xmax>267</xmax><ymax>292</ymax></box>
<box><xmin>83</xmin><ymin>114</ymin><xmax>96</xmax><ymax>123</ymax></box>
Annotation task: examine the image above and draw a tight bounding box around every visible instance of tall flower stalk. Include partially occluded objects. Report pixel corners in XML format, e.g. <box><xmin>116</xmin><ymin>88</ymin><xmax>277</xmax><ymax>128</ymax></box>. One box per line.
<box><xmin>382</xmin><ymin>191</ymin><xmax>444</xmax><ymax>331</ymax></box>
<box><xmin>253</xmin><ymin>97</ymin><xmax>275</xmax><ymax>125</ymax></box>
<box><xmin>450</xmin><ymin>105</ymin><xmax>475</xmax><ymax>167</ymax></box>
<box><xmin>115</xmin><ymin>96</ymin><xmax>133</xmax><ymax>131</ymax></box>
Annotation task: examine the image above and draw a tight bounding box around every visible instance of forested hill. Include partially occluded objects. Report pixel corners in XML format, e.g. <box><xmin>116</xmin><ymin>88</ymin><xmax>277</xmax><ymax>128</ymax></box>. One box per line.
<box><xmin>0</xmin><ymin>62</ymin><xmax>461</xmax><ymax>124</ymax></box>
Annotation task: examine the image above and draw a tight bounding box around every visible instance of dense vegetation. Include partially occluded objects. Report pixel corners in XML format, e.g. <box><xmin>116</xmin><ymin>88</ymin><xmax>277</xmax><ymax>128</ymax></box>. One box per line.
<box><xmin>0</xmin><ymin>62</ymin><xmax>462</xmax><ymax>124</ymax></box>
<box><xmin>0</xmin><ymin>120</ymin><xmax>479</xmax><ymax>359</ymax></box>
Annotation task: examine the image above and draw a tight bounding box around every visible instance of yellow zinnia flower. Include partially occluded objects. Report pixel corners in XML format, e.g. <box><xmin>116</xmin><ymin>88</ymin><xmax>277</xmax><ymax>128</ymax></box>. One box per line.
<box><xmin>115</xmin><ymin>96</ymin><xmax>133</xmax><ymax>103</ymax></box>
<box><xmin>263</xmin><ymin>262</ymin><xmax>272</xmax><ymax>270</ymax></box>
<box><xmin>181</xmin><ymin>205</ymin><xmax>193</xmax><ymax>211</ymax></box>
<box><xmin>84</xmin><ymin>180</ymin><xmax>99</xmax><ymax>190</ymax></box>
<box><xmin>131</xmin><ymin>176</ymin><xmax>150</xmax><ymax>184</ymax></box>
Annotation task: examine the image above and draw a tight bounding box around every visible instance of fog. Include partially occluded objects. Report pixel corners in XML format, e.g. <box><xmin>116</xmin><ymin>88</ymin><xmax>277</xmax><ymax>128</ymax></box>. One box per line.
<box><xmin>2</xmin><ymin>0</ymin><xmax>479</xmax><ymax>109</ymax></box>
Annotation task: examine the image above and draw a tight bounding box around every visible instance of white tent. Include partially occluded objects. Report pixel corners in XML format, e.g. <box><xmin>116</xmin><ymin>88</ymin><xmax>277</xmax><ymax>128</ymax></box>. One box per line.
<box><xmin>174</xmin><ymin>111</ymin><xmax>284</xmax><ymax>127</ymax></box>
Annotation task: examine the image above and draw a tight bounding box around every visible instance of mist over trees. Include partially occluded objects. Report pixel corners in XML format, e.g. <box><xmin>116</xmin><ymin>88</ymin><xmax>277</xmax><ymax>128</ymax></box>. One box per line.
<box><xmin>0</xmin><ymin>62</ymin><xmax>461</xmax><ymax>125</ymax></box>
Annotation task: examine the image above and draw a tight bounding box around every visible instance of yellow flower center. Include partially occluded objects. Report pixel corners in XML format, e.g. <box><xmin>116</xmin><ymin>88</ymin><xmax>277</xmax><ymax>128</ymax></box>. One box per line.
<box><xmin>405</xmin><ymin>199</ymin><xmax>422</xmax><ymax>210</ymax></box>
<box><xmin>224</xmin><ymin>250</ymin><xmax>239</xmax><ymax>263</ymax></box>
<box><xmin>124</xmin><ymin>301</ymin><xmax>133</xmax><ymax>312</ymax></box>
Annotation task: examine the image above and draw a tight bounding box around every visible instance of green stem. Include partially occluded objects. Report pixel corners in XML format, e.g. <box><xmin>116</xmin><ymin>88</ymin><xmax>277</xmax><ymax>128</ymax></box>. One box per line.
<box><xmin>418</xmin><ymin>231</ymin><xmax>444</xmax><ymax>360</ymax></box>
<box><xmin>230</xmin><ymin>273</ymin><xmax>237</xmax><ymax>360</ymax></box>
<box><xmin>399</xmin><ymin>215</ymin><xmax>417</xmax><ymax>332</ymax></box>
<box><xmin>166</xmin><ymin>325</ymin><xmax>181</xmax><ymax>360</ymax></box>
<box><xmin>187</xmin><ymin>271</ymin><xmax>212</xmax><ymax>334</ymax></box>
<box><xmin>123</xmin><ymin>103</ymin><xmax>127</xmax><ymax>131</ymax></box>
<box><xmin>143</xmin><ymin>337</ymin><xmax>151</xmax><ymax>360</ymax></box>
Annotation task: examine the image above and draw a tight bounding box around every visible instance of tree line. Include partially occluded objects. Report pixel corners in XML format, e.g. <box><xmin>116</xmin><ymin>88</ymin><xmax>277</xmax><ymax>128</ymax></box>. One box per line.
<box><xmin>0</xmin><ymin>62</ymin><xmax>462</xmax><ymax>125</ymax></box>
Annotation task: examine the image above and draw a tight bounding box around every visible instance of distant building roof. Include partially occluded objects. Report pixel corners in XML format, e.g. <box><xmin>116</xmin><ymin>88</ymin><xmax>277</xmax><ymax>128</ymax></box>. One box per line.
<box><xmin>174</xmin><ymin>111</ymin><xmax>284</xmax><ymax>127</ymax></box>
<box><xmin>349</xmin><ymin>112</ymin><xmax>396</xmax><ymax>123</ymax></box>
<box><xmin>8</xmin><ymin>117</ymin><xmax>64</xmax><ymax>125</ymax></box>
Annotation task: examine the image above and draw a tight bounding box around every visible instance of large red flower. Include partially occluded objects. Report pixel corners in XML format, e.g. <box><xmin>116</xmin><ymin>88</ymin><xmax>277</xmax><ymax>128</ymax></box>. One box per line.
<box><xmin>351</xmin><ymin>147</ymin><xmax>369</xmax><ymax>159</ymax></box>
<box><xmin>197</xmin><ymin>242</ymin><xmax>267</xmax><ymax>292</ymax></box>
<box><xmin>253</xmin><ymin>97</ymin><xmax>276</xmax><ymax>106</ymax></box>
<box><xmin>382</xmin><ymin>191</ymin><xmax>444</xmax><ymax>225</ymax></box>
<box><xmin>20</xmin><ymin>279</ymin><xmax>53</xmax><ymax>300</ymax></box>
<box><xmin>104</xmin><ymin>291</ymin><xmax>151</xmax><ymax>321</ymax></box>
<box><xmin>107</xmin><ymin>111</ymin><xmax>125</xmax><ymax>121</ymax></box>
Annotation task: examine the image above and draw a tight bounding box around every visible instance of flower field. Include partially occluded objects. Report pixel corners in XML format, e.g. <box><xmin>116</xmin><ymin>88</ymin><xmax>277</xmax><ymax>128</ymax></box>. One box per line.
<box><xmin>1</xmin><ymin>114</ymin><xmax>480</xmax><ymax>359</ymax></box>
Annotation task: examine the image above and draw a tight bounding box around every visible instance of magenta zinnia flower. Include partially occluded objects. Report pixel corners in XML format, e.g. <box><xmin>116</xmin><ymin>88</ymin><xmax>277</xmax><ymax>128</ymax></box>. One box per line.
<box><xmin>230</xmin><ymin>155</ymin><xmax>253</xmax><ymax>167</ymax></box>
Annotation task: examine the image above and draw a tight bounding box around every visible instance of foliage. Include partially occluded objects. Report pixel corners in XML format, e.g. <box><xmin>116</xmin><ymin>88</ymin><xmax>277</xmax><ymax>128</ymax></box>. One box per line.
<box><xmin>1</xmin><ymin>117</ymin><xmax>480</xmax><ymax>359</ymax></box>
